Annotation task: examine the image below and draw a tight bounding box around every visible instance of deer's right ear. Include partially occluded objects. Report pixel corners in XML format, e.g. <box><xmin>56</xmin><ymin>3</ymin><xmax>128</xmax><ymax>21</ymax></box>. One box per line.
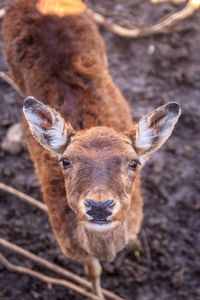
<box><xmin>23</xmin><ymin>97</ymin><xmax>74</xmax><ymax>155</ymax></box>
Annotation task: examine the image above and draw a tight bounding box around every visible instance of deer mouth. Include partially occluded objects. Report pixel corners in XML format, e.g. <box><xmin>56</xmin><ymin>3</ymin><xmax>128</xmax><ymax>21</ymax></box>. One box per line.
<box><xmin>85</xmin><ymin>219</ymin><xmax>120</xmax><ymax>231</ymax></box>
<box><xmin>90</xmin><ymin>219</ymin><xmax>110</xmax><ymax>225</ymax></box>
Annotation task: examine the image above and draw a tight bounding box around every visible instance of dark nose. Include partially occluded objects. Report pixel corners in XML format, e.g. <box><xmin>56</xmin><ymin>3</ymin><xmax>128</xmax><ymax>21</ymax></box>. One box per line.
<box><xmin>85</xmin><ymin>199</ymin><xmax>115</xmax><ymax>220</ymax></box>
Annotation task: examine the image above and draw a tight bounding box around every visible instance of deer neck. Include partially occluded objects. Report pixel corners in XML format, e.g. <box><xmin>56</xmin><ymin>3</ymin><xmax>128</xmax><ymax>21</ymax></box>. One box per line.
<box><xmin>78</xmin><ymin>222</ymin><xmax>128</xmax><ymax>262</ymax></box>
<box><xmin>36</xmin><ymin>0</ymin><xmax>86</xmax><ymax>17</ymax></box>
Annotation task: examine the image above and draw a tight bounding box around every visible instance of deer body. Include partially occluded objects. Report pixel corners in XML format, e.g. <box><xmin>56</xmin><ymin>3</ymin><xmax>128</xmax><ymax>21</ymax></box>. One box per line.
<box><xmin>3</xmin><ymin>0</ymin><xmax>181</xmax><ymax>298</ymax></box>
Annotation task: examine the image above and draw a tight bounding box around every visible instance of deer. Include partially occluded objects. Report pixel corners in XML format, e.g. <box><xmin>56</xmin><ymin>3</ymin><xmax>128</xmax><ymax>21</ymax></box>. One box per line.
<box><xmin>2</xmin><ymin>0</ymin><xmax>181</xmax><ymax>298</ymax></box>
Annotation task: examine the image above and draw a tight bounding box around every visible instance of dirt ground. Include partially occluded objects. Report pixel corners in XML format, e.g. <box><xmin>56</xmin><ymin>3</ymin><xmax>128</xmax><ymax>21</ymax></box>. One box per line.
<box><xmin>0</xmin><ymin>1</ymin><xmax>200</xmax><ymax>300</ymax></box>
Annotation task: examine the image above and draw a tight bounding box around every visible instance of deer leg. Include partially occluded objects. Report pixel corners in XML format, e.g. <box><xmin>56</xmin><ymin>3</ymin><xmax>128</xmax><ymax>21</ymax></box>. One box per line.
<box><xmin>84</xmin><ymin>257</ymin><xmax>105</xmax><ymax>299</ymax></box>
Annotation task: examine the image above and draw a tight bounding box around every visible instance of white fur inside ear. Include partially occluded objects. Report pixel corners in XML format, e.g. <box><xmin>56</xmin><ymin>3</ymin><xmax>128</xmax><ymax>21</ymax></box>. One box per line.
<box><xmin>46</xmin><ymin>112</ymin><xmax>67</xmax><ymax>151</ymax></box>
<box><xmin>23</xmin><ymin>98</ymin><xmax>67</xmax><ymax>153</ymax></box>
<box><xmin>135</xmin><ymin>102</ymin><xmax>181</xmax><ymax>162</ymax></box>
<box><xmin>136</xmin><ymin>117</ymin><xmax>156</xmax><ymax>149</ymax></box>
<box><xmin>136</xmin><ymin>114</ymin><xmax>173</xmax><ymax>149</ymax></box>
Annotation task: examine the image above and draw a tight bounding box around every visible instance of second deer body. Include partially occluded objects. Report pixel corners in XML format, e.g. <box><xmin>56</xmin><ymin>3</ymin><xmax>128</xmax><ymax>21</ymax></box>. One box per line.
<box><xmin>2</xmin><ymin>0</ymin><xmax>181</xmax><ymax>298</ymax></box>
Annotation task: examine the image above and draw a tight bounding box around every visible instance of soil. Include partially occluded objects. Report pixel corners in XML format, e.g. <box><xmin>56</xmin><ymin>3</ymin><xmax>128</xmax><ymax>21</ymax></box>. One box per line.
<box><xmin>0</xmin><ymin>1</ymin><xmax>200</xmax><ymax>300</ymax></box>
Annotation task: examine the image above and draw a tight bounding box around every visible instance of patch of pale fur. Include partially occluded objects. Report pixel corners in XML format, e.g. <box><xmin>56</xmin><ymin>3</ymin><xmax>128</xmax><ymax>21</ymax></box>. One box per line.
<box><xmin>136</xmin><ymin>110</ymin><xmax>180</xmax><ymax>150</ymax></box>
<box><xmin>135</xmin><ymin>106</ymin><xmax>181</xmax><ymax>164</ymax></box>
<box><xmin>47</xmin><ymin>113</ymin><xmax>67</xmax><ymax>151</ymax></box>
<box><xmin>23</xmin><ymin>101</ymin><xmax>67</xmax><ymax>153</ymax></box>
<box><xmin>83</xmin><ymin>220</ymin><xmax>120</xmax><ymax>232</ymax></box>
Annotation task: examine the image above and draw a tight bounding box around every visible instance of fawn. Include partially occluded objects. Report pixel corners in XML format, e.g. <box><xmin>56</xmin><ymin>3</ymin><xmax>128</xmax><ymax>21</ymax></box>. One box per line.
<box><xmin>2</xmin><ymin>0</ymin><xmax>181</xmax><ymax>298</ymax></box>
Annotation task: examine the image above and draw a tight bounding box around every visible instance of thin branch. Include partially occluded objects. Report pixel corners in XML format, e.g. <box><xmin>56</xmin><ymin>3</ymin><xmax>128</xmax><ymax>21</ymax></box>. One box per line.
<box><xmin>0</xmin><ymin>71</ymin><xmax>21</xmax><ymax>94</ymax></box>
<box><xmin>150</xmin><ymin>0</ymin><xmax>186</xmax><ymax>3</ymax></box>
<box><xmin>87</xmin><ymin>0</ymin><xmax>200</xmax><ymax>38</ymax></box>
<box><xmin>0</xmin><ymin>239</ymin><xmax>123</xmax><ymax>300</ymax></box>
<box><xmin>0</xmin><ymin>182</ymin><xmax>48</xmax><ymax>212</ymax></box>
<box><xmin>0</xmin><ymin>252</ymin><xmax>103</xmax><ymax>300</ymax></box>
<box><xmin>0</xmin><ymin>238</ymin><xmax>90</xmax><ymax>287</ymax></box>
<box><xmin>141</xmin><ymin>230</ymin><xmax>152</xmax><ymax>265</ymax></box>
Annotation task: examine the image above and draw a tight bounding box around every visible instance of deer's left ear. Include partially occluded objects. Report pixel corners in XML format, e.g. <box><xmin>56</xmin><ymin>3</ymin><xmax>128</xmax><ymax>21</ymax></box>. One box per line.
<box><xmin>130</xmin><ymin>102</ymin><xmax>181</xmax><ymax>164</ymax></box>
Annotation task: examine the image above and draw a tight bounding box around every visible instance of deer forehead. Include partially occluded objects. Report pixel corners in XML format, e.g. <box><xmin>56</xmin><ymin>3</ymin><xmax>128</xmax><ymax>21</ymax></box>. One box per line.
<box><xmin>62</xmin><ymin>127</ymin><xmax>138</xmax><ymax>160</ymax></box>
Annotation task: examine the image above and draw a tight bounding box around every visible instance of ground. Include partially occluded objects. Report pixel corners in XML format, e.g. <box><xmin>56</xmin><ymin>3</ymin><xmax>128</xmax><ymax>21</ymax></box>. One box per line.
<box><xmin>0</xmin><ymin>0</ymin><xmax>200</xmax><ymax>300</ymax></box>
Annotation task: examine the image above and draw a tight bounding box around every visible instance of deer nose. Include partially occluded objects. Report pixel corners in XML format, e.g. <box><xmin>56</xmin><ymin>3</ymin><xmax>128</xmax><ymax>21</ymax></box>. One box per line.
<box><xmin>85</xmin><ymin>199</ymin><xmax>115</xmax><ymax>220</ymax></box>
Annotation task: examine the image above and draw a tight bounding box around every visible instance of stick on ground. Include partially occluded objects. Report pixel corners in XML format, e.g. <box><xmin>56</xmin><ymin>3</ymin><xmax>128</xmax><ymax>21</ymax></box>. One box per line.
<box><xmin>88</xmin><ymin>0</ymin><xmax>200</xmax><ymax>38</ymax></box>
<box><xmin>0</xmin><ymin>182</ymin><xmax>48</xmax><ymax>212</ymax></box>
<box><xmin>0</xmin><ymin>252</ymin><xmax>104</xmax><ymax>300</ymax></box>
<box><xmin>0</xmin><ymin>238</ymin><xmax>123</xmax><ymax>300</ymax></box>
<box><xmin>0</xmin><ymin>71</ymin><xmax>21</xmax><ymax>94</ymax></box>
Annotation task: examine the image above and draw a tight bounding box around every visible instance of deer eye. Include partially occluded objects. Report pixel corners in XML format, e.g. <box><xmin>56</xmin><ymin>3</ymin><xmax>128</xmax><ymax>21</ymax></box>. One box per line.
<box><xmin>129</xmin><ymin>159</ymin><xmax>141</xmax><ymax>170</ymax></box>
<box><xmin>59</xmin><ymin>158</ymin><xmax>71</xmax><ymax>168</ymax></box>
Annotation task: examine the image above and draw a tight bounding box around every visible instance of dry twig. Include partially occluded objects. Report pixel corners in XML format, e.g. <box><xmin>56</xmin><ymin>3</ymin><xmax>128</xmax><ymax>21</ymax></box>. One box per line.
<box><xmin>88</xmin><ymin>0</ymin><xmax>200</xmax><ymax>38</ymax></box>
<box><xmin>0</xmin><ymin>237</ymin><xmax>90</xmax><ymax>287</ymax></box>
<box><xmin>0</xmin><ymin>182</ymin><xmax>47</xmax><ymax>212</ymax></box>
<box><xmin>0</xmin><ymin>252</ymin><xmax>103</xmax><ymax>300</ymax></box>
<box><xmin>0</xmin><ymin>238</ymin><xmax>123</xmax><ymax>300</ymax></box>
<box><xmin>141</xmin><ymin>230</ymin><xmax>152</xmax><ymax>265</ymax></box>
<box><xmin>150</xmin><ymin>0</ymin><xmax>185</xmax><ymax>3</ymax></box>
<box><xmin>0</xmin><ymin>71</ymin><xmax>21</xmax><ymax>94</ymax></box>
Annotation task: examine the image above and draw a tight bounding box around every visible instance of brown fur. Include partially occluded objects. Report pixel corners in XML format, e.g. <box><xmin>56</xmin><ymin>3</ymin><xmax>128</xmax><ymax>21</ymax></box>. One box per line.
<box><xmin>3</xmin><ymin>0</ymin><xmax>143</xmax><ymax>263</ymax></box>
<box><xmin>3</xmin><ymin>2</ymin><xmax>181</xmax><ymax>297</ymax></box>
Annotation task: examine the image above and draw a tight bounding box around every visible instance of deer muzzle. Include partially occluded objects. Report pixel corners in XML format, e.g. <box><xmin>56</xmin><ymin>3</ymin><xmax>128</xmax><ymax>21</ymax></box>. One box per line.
<box><xmin>85</xmin><ymin>199</ymin><xmax>115</xmax><ymax>224</ymax></box>
<box><xmin>77</xmin><ymin>188</ymin><xmax>123</xmax><ymax>229</ymax></box>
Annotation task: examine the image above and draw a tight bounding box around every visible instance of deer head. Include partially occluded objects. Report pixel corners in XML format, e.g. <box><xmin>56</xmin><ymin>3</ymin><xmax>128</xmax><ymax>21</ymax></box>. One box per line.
<box><xmin>23</xmin><ymin>97</ymin><xmax>181</xmax><ymax>231</ymax></box>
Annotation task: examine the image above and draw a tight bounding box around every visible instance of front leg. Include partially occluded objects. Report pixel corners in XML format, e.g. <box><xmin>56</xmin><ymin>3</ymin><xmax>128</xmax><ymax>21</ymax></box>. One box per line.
<box><xmin>84</xmin><ymin>257</ymin><xmax>105</xmax><ymax>299</ymax></box>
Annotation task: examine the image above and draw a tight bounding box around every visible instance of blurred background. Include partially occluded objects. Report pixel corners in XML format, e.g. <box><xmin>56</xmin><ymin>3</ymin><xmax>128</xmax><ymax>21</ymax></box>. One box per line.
<box><xmin>0</xmin><ymin>0</ymin><xmax>199</xmax><ymax>299</ymax></box>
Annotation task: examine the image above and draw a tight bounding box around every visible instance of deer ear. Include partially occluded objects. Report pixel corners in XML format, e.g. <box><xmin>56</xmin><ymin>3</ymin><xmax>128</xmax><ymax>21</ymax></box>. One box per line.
<box><xmin>133</xmin><ymin>102</ymin><xmax>181</xmax><ymax>164</ymax></box>
<box><xmin>23</xmin><ymin>97</ymin><xmax>74</xmax><ymax>155</ymax></box>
